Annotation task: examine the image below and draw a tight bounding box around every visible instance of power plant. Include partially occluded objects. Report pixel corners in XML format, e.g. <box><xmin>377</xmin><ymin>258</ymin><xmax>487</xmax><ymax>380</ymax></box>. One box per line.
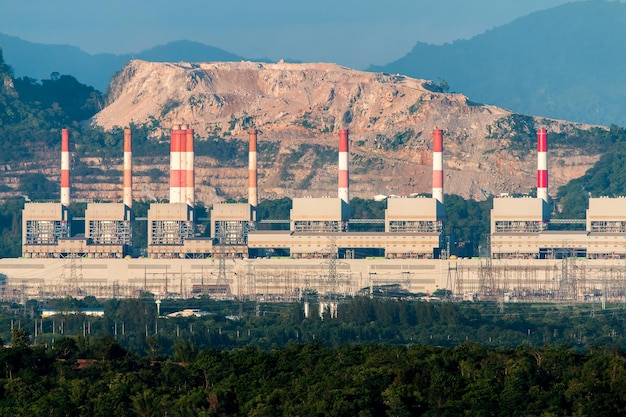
<box><xmin>8</xmin><ymin>124</ymin><xmax>626</xmax><ymax>303</ymax></box>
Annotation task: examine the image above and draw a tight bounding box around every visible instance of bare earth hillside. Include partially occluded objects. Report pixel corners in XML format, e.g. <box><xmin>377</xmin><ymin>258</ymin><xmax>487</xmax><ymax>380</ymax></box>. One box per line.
<box><xmin>83</xmin><ymin>60</ymin><xmax>599</xmax><ymax>204</ymax></box>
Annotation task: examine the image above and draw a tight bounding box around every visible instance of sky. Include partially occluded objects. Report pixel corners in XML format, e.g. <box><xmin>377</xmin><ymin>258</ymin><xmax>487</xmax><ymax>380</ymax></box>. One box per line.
<box><xmin>1</xmin><ymin>0</ymin><xmax>581</xmax><ymax>69</ymax></box>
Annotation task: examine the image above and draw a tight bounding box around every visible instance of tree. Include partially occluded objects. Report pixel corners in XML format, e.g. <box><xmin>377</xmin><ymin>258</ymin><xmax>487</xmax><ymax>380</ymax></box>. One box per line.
<box><xmin>18</xmin><ymin>173</ymin><xmax>57</xmax><ymax>201</ymax></box>
<box><xmin>131</xmin><ymin>389</ymin><xmax>161</xmax><ymax>417</ymax></box>
<box><xmin>173</xmin><ymin>338</ymin><xmax>198</xmax><ymax>363</ymax></box>
<box><xmin>10</xmin><ymin>328</ymin><xmax>30</xmax><ymax>348</ymax></box>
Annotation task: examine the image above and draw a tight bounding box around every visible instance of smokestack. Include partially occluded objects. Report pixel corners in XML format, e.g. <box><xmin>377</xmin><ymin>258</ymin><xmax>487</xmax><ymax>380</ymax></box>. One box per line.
<box><xmin>61</xmin><ymin>128</ymin><xmax>70</xmax><ymax>209</ymax></box>
<box><xmin>432</xmin><ymin>128</ymin><xmax>444</xmax><ymax>204</ymax></box>
<box><xmin>169</xmin><ymin>125</ymin><xmax>182</xmax><ymax>203</ymax></box>
<box><xmin>537</xmin><ymin>128</ymin><xmax>548</xmax><ymax>202</ymax></box>
<box><xmin>179</xmin><ymin>125</ymin><xmax>188</xmax><ymax>205</ymax></box>
<box><xmin>338</xmin><ymin>129</ymin><xmax>349</xmax><ymax>205</ymax></box>
<box><xmin>248</xmin><ymin>129</ymin><xmax>258</xmax><ymax>209</ymax></box>
<box><xmin>123</xmin><ymin>128</ymin><xmax>132</xmax><ymax>209</ymax></box>
<box><xmin>185</xmin><ymin>128</ymin><xmax>195</xmax><ymax>207</ymax></box>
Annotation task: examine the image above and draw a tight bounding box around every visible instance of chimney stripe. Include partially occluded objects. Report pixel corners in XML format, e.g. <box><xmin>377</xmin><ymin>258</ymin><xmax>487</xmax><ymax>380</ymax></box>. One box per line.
<box><xmin>123</xmin><ymin>128</ymin><xmax>132</xmax><ymax>209</ymax></box>
<box><xmin>179</xmin><ymin>128</ymin><xmax>187</xmax><ymax>192</ymax></box>
<box><xmin>248</xmin><ymin>129</ymin><xmax>258</xmax><ymax>208</ymax></box>
<box><xmin>185</xmin><ymin>128</ymin><xmax>195</xmax><ymax>207</ymax></box>
<box><xmin>338</xmin><ymin>129</ymin><xmax>349</xmax><ymax>205</ymax></box>
<box><xmin>169</xmin><ymin>126</ymin><xmax>181</xmax><ymax>203</ymax></box>
<box><xmin>432</xmin><ymin>129</ymin><xmax>444</xmax><ymax>204</ymax></box>
<box><xmin>537</xmin><ymin>128</ymin><xmax>548</xmax><ymax>202</ymax></box>
<box><xmin>61</xmin><ymin>128</ymin><xmax>70</xmax><ymax>208</ymax></box>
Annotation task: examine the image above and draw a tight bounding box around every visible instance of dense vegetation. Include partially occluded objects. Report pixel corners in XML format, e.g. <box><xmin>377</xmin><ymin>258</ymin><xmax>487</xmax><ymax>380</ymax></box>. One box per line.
<box><xmin>2</xmin><ymin>297</ymin><xmax>626</xmax><ymax>415</ymax></box>
<box><xmin>6</xmin><ymin>296</ymin><xmax>626</xmax><ymax>358</ymax></box>
<box><xmin>556</xmin><ymin>132</ymin><xmax>626</xmax><ymax>218</ymax></box>
<box><xmin>5</xmin><ymin>336</ymin><xmax>626</xmax><ymax>416</ymax></box>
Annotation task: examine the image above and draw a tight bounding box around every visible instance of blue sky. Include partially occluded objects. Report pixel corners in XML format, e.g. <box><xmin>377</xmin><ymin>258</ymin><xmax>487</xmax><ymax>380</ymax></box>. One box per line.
<box><xmin>1</xmin><ymin>0</ymin><xmax>582</xmax><ymax>69</ymax></box>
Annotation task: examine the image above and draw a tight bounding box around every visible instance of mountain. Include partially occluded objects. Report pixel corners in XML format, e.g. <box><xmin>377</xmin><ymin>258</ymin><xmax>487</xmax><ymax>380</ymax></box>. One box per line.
<box><xmin>0</xmin><ymin>34</ymin><xmax>245</xmax><ymax>92</ymax></box>
<box><xmin>2</xmin><ymin>1</ymin><xmax>626</xmax><ymax>127</ymax></box>
<box><xmin>369</xmin><ymin>1</ymin><xmax>626</xmax><ymax>127</ymax></box>
<box><xmin>84</xmin><ymin>60</ymin><xmax>601</xmax><ymax>204</ymax></box>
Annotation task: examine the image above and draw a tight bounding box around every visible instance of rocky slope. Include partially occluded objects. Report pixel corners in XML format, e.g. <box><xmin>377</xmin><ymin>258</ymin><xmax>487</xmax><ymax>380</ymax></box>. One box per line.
<box><xmin>84</xmin><ymin>60</ymin><xmax>600</xmax><ymax>204</ymax></box>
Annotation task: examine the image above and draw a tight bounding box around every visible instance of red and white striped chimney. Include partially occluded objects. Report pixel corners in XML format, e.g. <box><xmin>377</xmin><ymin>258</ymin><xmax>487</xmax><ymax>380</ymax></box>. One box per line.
<box><xmin>248</xmin><ymin>129</ymin><xmax>258</xmax><ymax>209</ymax></box>
<box><xmin>61</xmin><ymin>128</ymin><xmax>70</xmax><ymax>209</ymax></box>
<box><xmin>169</xmin><ymin>125</ymin><xmax>183</xmax><ymax>203</ymax></box>
<box><xmin>179</xmin><ymin>125</ymin><xmax>188</xmax><ymax>202</ymax></box>
<box><xmin>338</xmin><ymin>129</ymin><xmax>350</xmax><ymax>205</ymax></box>
<box><xmin>537</xmin><ymin>128</ymin><xmax>548</xmax><ymax>203</ymax></box>
<box><xmin>123</xmin><ymin>128</ymin><xmax>132</xmax><ymax>209</ymax></box>
<box><xmin>432</xmin><ymin>128</ymin><xmax>444</xmax><ymax>204</ymax></box>
<box><xmin>185</xmin><ymin>128</ymin><xmax>195</xmax><ymax>207</ymax></box>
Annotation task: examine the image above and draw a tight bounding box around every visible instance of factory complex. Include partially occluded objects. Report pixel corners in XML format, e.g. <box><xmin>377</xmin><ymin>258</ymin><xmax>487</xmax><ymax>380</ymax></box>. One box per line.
<box><xmin>6</xmin><ymin>125</ymin><xmax>626</xmax><ymax>303</ymax></box>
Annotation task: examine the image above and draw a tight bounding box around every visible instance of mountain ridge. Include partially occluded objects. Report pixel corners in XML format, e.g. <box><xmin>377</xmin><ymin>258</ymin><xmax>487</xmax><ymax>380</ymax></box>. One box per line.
<box><xmin>85</xmin><ymin>59</ymin><xmax>600</xmax><ymax>204</ymax></box>
<box><xmin>369</xmin><ymin>1</ymin><xmax>626</xmax><ymax>126</ymax></box>
<box><xmin>2</xmin><ymin>1</ymin><xmax>626</xmax><ymax>127</ymax></box>
<box><xmin>0</xmin><ymin>34</ymin><xmax>246</xmax><ymax>91</ymax></box>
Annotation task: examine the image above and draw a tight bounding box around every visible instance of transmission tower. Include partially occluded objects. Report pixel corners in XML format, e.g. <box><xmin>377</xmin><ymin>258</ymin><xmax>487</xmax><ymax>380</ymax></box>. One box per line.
<box><xmin>217</xmin><ymin>245</ymin><xmax>227</xmax><ymax>285</ymax></box>
<box><xmin>327</xmin><ymin>235</ymin><xmax>338</xmax><ymax>297</ymax></box>
<box><xmin>61</xmin><ymin>254</ymin><xmax>83</xmax><ymax>296</ymax></box>
<box><xmin>245</xmin><ymin>261</ymin><xmax>256</xmax><ymax>301</ymax></box>
<box><xmin>325</xmin><ymin>235</ymin><xmax>339</xmax><ymax>318</ymax></box>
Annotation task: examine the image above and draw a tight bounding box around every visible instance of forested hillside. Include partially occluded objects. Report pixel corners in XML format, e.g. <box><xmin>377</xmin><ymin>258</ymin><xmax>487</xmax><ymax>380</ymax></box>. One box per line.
<box><xmin>3</xmin><ymin>337</ymin><xmax>626</xmax><ymax>416</ymax></box>
<box><xmin>2</xmin><ymin>297</ymin><xmax>626</xmax><ymax>415</ymax></box>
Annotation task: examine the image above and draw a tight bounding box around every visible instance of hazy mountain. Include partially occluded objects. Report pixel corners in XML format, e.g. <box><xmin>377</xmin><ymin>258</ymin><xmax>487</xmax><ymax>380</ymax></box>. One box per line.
<box><xmin>2</xmin><ymin>1</ymin><xmax>625</xmax><ymax>127</ymax></box>
<box><xmin>369</xmin><ymin>1</ymin><xmax>626</xmax><ymax>127</ymax></box>
<box><xmin>0</xmin><ymin>34</ymin><xmax>245</xmax><ymax>92</ymax></box>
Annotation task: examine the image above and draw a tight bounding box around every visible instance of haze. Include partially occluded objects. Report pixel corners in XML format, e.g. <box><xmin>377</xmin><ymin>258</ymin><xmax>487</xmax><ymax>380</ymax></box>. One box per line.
<box><xmin>2</xmin><ymin>0</ymin><xmax>580</xmax><ymax>69</ymax></box>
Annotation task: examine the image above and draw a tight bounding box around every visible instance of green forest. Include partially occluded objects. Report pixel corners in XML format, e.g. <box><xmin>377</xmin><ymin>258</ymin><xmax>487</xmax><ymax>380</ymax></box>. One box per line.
<box><xmin>2</xmin><ymin>297</ymin><xmax>626</xmax><ymax>415</ymax></box>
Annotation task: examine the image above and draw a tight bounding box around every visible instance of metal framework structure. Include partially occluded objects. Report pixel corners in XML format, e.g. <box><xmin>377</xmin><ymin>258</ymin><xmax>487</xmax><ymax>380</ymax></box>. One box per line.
<box><xmin>388</xmin><ymin>220</ymin><xmax>443</xmax><ymax>233</ymax></box>
<box><xmin>89</xmin><ymin>220</ymin><xmax>132</xmax><ymax>245</ymax></box>
<box><xmin>214</xmin><ymin>220</ymin><xmax>253</xmax><ymax>245</ymax></box>
<box><xmin>590</xmin><ymin>221</ymin><xmax>626</xmax><ymax>233</ymax></box>
<box><xmin>24</xmin><ymin>220</ymin><xmax>70</xmax><ymax>245</ymax></box>
<box><xmin>494</xmin><ymin>220</ymin><xmax>548</xmax><ymax>233</ymax></box>
<box><xmin>150</xmin><ymin>220</ymin><xmax>193</xmax><ymax>245</ymax></box>
<box><xmin>451</xmin><ymin>259</ymin><xmax>626</xmax><ymax>302</ymax></box>
<box><xmin>293</xmin><ymin>220</ymin><xmax>347</xmax><ymax>233</ymax></box>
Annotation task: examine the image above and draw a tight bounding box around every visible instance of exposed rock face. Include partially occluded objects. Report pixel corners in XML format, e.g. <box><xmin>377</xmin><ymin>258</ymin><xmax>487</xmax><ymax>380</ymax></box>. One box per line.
<box><xmin>83</xmin><ymin>60</ymin><xmax>599</xmax><ymax>203</ymax></box>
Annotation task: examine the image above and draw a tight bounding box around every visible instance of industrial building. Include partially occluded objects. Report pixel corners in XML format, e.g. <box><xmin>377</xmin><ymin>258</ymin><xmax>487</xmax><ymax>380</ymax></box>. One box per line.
<box><xmin>22</xmin><ymin>128</ymin><xmax>134</xmax><ymax>259</ymax></box>
<box><xmin>490</xmin><ymin>129</ymin><xmax>626</xmax><ymax>260</ymax></box>
<box><xmin>208</xmin><ymin>129</ymin><xmax>258</xmax><ymax>258</ymax></box>
<box><xmin>247</xmin><ymin>129</ymin><xmax>446</xmax><ymax>259</ymax></box>
<box><xmin>146</xmin><ymin>125</ymin><xmax>214</xmax><ymax>258</ymax></box>
<box><xmin>12</xmin><ymin>120</ymin><xmax>626</xmax><ymax>303</ymax></box>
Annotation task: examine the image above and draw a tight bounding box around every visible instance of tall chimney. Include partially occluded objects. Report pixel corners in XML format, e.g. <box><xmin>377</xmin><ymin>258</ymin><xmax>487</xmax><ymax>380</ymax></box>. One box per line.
<box><xmin>537</xmin><ymin>128</ymin><xmax>548</xmax><ymax>203</ymax></box>
<box><xmin>169</xmin><ymin>125</ymin><xmax>182</xmax><ymax>203</ymax></box>
<box><xmin>432</xmin><ymin>128</ymin><xmax>444</xmax><ymax>204</ymax></box>
<box><xmin>248</xmin><ymin>129</ymin><xmax>258</xmax><ymax>210</ymax></box>
<box><xmin>179</xmin><ymin>124</ymin><xmax>188</xmax><ymax>204</ymax></box>
<box><xmin>123</xmin><ymin>128</ymin><xmax>132</xmax><ymax>209</ymax></box>
<box><xmin>61</xmin><ymin>128</ymin><xmax>70</xmax><ymax>209</ymax></box>
<box><xmin>338</xmin><ymin>129</ymin><xmax>350</xmax><ymax>205</ymax></box>
<box><xmin>185</xmin><ymin>128</ymin><xmax>195</xmax><ymax>207</ymax></box>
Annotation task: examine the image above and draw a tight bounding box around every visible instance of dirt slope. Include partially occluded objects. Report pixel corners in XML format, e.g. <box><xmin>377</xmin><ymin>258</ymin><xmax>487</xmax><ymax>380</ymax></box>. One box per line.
<box><xmin>80</xmin><ymin>60</ymin><xmax>600</xmax><ymax>203</ymax></box>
